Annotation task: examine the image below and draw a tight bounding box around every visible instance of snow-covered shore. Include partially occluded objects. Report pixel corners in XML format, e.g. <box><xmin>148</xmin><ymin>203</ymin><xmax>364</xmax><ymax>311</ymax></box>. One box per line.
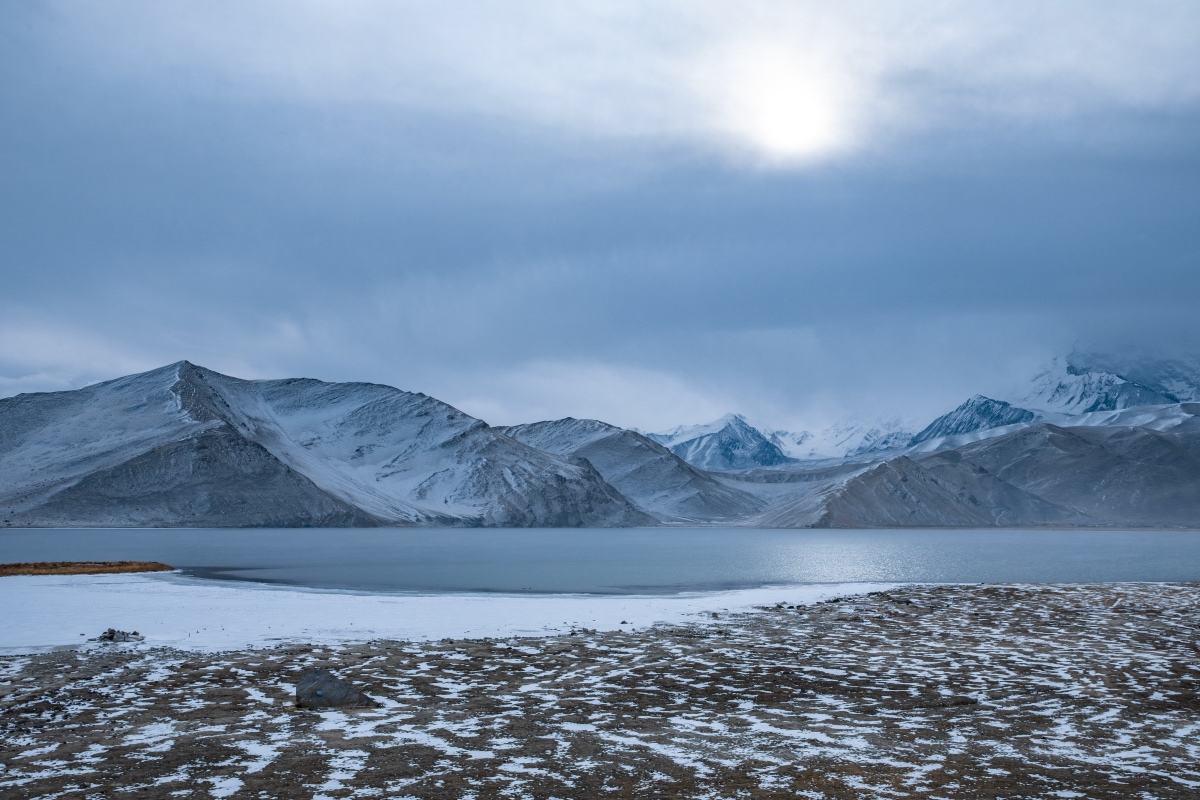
<box><xmin>0</xmin><ymin>572</ymin><xmax>899</xmax><ymax>653</ymax></box>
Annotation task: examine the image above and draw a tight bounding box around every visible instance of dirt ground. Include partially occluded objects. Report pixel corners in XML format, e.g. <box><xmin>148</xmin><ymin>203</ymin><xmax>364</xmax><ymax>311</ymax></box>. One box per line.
<box><xmin>2</xmin><ymin>583</ymin><xmax>1198</xmax><ymax>799</ymax></box>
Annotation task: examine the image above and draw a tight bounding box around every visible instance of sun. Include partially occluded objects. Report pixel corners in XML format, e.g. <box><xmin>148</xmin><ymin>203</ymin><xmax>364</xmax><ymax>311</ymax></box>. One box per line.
<box><xmin>705</xmin><ymin>43</ymin><xmax>854</xmax><ymax>164</ymax></box>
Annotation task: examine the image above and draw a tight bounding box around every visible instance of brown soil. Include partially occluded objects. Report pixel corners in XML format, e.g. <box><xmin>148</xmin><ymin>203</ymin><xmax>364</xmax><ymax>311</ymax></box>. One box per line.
<box><xmin>0</xmin><ymin>561</ymin><xmax>173</xmax><ymax>576</ymax></box>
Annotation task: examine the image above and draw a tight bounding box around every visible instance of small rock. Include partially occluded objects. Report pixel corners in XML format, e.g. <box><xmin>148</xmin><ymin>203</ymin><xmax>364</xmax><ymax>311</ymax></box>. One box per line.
<box><xmin>295</xmin><ymin>669</ymin><xmax>379</xmax><ymax>709</ymax></box>
<box><xmin>92</xmin><ymin>628</ymin><xmax>143</xmax><ymax>643</ymax></box>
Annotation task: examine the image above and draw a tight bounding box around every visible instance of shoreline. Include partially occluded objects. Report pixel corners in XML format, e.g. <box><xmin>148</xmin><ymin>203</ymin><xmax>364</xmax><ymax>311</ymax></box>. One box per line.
<box><xmin>0</xmin><ymin>572</ymin><xmax>900</xmax><ymax>653</ymax></box>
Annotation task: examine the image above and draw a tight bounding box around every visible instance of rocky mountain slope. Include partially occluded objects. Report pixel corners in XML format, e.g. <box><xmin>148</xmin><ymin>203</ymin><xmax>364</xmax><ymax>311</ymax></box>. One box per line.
<box><xmin>502</xmin><ymin>418</ymin><xmax>764</xmax><ymax>523</ymax></box>
<box><xmin>0</xmin><ymin>363</ymin><xmax>650</xmax><ymax>528</ymax></box>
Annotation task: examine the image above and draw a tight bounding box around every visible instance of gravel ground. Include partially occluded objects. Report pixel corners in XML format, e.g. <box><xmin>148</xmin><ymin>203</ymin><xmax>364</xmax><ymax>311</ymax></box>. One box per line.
<box><xmin>2</xmin><ymin>583</ymin><xmax>1198</xmax><ymax>799</ymax></box>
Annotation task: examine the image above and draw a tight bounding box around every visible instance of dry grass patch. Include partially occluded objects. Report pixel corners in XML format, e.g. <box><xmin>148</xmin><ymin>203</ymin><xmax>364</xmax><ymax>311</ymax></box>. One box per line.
<box><xmin>0</xmin><ymin>560</ymin><xmax>173</xmax><ymax>576</ymax></box>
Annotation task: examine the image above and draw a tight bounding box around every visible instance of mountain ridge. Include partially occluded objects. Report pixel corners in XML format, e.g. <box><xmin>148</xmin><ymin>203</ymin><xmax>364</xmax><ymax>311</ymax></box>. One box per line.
<box><xmin>2</xmin><ymin>359</ymin><xmax>1198</xmax><ymax>529</ymax></box>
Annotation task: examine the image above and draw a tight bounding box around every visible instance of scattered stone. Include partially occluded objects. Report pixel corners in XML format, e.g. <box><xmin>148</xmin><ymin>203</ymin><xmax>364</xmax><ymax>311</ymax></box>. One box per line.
<box><xmin>295</xmin><ymin>669</ymin><xmax>379</xmax><ymax>709</ymax></box>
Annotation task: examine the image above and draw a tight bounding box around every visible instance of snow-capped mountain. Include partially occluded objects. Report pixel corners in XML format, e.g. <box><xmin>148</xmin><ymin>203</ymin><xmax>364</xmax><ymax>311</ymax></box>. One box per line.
<box><xmin>769</xmin><ymin>419</ymin><xmax>915</xmax><ymax>460</ymax></box>
<box><xmin>1065</xmin><ymin>352</ymin><xmax>1200</xmax><ymax>403</ymax></box>
<box><xmin>738</xmin><ymin>409</ymin><xmax>1200</xmax><ymax>529</ymax></box>
<box><xmin>3</xmin><ymin>355</ymin><xmax>1198</xmax><ymax>529</ymax></box>
<box><xmin>1018</xmin><ymin>354</ymin><xmax>1184</xmax><ymax>414</ymax></box>
<box><xmin>501</xmin><ymin>418</ymin><xmax>764</xmax><ymax>522</ymax></box>
<box><xmin>0</xmin><ymin>362</ymin><xmax>650</xmax><ymax>528</ymax></box>
<box><xmin>646</xmin><ymin>414</ymin><xmax>792</xmax><ymax>471</ymax></box>
<box><xmin>909</xmin><ymin>396</ymin><xmax>1037</xmax><ymax>446</ymax></box>
<box><xmin>898</xmin><ymin>353</ymin><xmax>1200</xmax><ymax>455</ymax></box>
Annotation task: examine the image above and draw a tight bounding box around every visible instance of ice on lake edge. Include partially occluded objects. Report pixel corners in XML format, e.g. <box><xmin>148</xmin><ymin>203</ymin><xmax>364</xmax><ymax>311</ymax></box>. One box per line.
<box><xmin>0</xmin><ymin>572</ymin><xmax>901</xmax><ymax>653</ymax></box>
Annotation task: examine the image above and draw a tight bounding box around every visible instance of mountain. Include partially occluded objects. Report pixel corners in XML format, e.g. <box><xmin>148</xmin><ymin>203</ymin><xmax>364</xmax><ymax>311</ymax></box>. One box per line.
<box><xmin>501</xmin><ymin>418</ymin><xmax>765</xmax><ymax>522</ymax></box>
<box><xmin>1020</xmin><ymin>354</ymin><xmax>1181</xmax><ymax>414</ymax></box>
<box><xmin>1064</xmin><ymin>352</ymin><xmax>1200</xmax><ymax>404</ymax></box>
<box><xmin>647</xmin><ymin>414</ymin><xmax>791</xmax><ymax>471</ymax></box>
<box><xmin>3</xmin><ymin>358</ymin><xmax>1198</xmax><ymax>529</ymax></box>
<box><xmin>909</xmin><ymin>396</ymin><xmax>1037</xmax><ymax>446</ymax></box>
<box><xmin>0</xmin><ymin>362</ymin><xmax>651</xmax><ymax>528</ymax></box>
<box><xmin>769</xmin><ymin>419</ymin><xmax>915</xmax><ymax>460</ymax></box>
<box><xmin>931</xmin><ymin>418</ymin><xmax>1200</xmax><ymax>527</ymax></box>
<box><xmin>813</xmin><ymin>454</ymin><xmax>1085</xmax><ymax>528</ymax></box>
<box><xmin>747</xmin><ymin>413</ymin><xmax>1200</xmax><ymax>529</ymax></box>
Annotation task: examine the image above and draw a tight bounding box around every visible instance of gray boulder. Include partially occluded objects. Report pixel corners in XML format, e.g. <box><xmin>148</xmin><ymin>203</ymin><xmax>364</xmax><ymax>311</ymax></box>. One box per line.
<box><xmin>295</xmin><ymin>669</ymin><xmax>379</xmax><ymax>709</ymax></box>
<box><xmin>92</xmin><ymin>628</ymin><xmax>144</xmax><ymax>642</ymax></box>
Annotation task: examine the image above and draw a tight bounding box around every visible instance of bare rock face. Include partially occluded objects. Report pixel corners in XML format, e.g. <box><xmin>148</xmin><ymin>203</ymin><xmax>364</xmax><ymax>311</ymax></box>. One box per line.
<box><xmin>295</xmin><ymin>669</ymin><xmax>379</xmax><ymax>709</ymax></box>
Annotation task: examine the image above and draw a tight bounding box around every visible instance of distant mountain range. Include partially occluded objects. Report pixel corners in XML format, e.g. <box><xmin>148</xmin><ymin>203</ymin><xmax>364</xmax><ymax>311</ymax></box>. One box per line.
<box><xmin>2</xmin><ymin>354</ymin><xmax>1198</xmax><ymax>528</ymax></box>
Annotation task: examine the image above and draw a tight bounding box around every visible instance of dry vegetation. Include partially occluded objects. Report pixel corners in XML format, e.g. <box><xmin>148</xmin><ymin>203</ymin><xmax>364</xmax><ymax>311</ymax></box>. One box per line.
<box><xmin>0</xmin><ymin>561</ymin><xmax>173</xmax><ymax>577</ymax></box>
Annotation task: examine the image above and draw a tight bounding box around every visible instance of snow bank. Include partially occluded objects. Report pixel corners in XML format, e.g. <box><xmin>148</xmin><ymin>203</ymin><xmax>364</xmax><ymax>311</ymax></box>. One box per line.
<box><xmin>0</xmin><ymin>573</ymin><xmax>898</xmax><ymax>653</ymax></box>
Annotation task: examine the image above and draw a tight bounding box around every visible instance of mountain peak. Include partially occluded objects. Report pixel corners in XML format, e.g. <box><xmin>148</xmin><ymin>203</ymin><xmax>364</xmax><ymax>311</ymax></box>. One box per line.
<box><xmin>647</xmin><ymin>413</ymin><xmax>790</xmax><ymax>471</ymax></box>
<box><xmin>910</xmin><ymin>395</ymin><xmax>1036</xmax><ymax>446</ymax></box>
<box><xmin>1021</xmin><ymin>354</ymin><xmax>1183</xmax><ymax>413</ymax></box>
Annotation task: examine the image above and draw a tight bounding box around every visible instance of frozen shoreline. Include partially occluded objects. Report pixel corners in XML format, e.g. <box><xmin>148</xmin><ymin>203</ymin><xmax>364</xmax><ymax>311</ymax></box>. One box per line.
<box><xmin>0</xmin><ymin>572</ymin><xmax>900</xmax><ymax>653</ymax></box>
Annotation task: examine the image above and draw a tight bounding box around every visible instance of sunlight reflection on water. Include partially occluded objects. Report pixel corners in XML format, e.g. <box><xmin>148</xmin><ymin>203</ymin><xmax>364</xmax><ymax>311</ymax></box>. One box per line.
<box><xmin>2</xmin><ymin>528</ymin><xmax>1198</xmax><ymax>595</ymax></box>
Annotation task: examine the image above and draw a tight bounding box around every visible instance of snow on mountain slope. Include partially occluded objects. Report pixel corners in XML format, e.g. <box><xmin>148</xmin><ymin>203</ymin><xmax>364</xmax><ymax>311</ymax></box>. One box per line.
<box><xmin>502</xmin><ymin>418</ymin><xmax>765</xmax><ymax>522</ymax></box>
<box><xmin>647</xmin><ymin>414</ymin><xmax>791</xmax><ymax>471</ymax></box>
<box><xmin>909</xmin><ymin>396</ymin><xmax>1037</xmax><ymax>446</ymax></box>
<box><xmin>5</xmin><ymin>356</ymin><xmax>1198</xmax><ymax>529</ymax></box>
<box><xmin>8</xmin><ymin>426</ymin><xmax>377</xmax><ymax>528</ymax></box>
<box><xmin>1065</xmin><ymin>352</ymin><xmax>1200</xmax><ymax>403</ymax></box>
<box><xmin>1018</xmin><ymin>355</ymin><xmax>1177</xmax><ymax>414</ymax></box>
<box><xmin>0</xmin><ymin>363</ymin><xmax>219</xmax><ymax>511</ymax></box>
<box><xmin>172</xmin><ymin>365</ymin><xmax>651</xmax><ymax>527</ymax></box>
<box><xmin>870</xmin><ymin>353</ymin><xmax>1200</xmax><ymax>458</ymax></box>
<box><xmin>0</xmin><ymin>363</ymin><xmax>374</xmax><ymax>527</ymax></box>
<box><xmin>769</xmin><ymin>418</ymin><xmax>915</xmax><ymax>461</ymax></box>
<box><xmin>501</xmin><ymin>418</ymin><xmax>622</xmax><ymax>455</ymax></box>
<box><xmin>0</xmin><ymin>363</ymin><xmax>651</xmax><ymax>528</ymax></box>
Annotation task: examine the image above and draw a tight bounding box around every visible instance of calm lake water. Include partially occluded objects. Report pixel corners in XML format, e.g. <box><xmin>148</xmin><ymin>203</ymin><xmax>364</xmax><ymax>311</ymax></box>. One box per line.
<box><xmin>2</xmin><ymin>528</ymin><xmax>1199</xmax><ymax>594</ymax></box>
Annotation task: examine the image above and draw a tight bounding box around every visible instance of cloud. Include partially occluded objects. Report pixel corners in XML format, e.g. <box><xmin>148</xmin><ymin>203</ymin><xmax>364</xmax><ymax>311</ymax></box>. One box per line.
<box><xmin>39</xmin><ymin>1</ymin><xmax>1200</xmax><ymax>165</ymax></box>
<box><xmin>2</xmin><ymin>2</ymin><xmax>1198</xmax><ymax>431</ymax></box>
<box><xmin>449</xmin><ymin>360</ymin><xmax>734</xmax><ymax>430</ymax></box>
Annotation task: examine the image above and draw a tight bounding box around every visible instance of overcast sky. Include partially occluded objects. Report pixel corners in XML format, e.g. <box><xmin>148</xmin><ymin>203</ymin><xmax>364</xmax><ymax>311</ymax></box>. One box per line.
<box><xmin>2</xmin><ymin>1</ymin><xmax>1198</xmax><ymax>431</ymax></box>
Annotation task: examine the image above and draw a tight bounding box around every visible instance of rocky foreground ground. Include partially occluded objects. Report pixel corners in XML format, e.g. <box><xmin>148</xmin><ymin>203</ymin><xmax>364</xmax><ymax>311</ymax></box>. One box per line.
<box><xmin>2</xmin><ymin>584</ymin><xmax>1198</xmax><ymax>799</ymax></box>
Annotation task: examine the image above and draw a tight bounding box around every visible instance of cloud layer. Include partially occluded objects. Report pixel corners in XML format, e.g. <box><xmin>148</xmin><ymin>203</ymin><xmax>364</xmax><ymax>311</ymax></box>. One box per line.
<box><xmin>2</xmin><ymin>1</ymin><xmax>1199</xmax><ymax>429</ymax></box>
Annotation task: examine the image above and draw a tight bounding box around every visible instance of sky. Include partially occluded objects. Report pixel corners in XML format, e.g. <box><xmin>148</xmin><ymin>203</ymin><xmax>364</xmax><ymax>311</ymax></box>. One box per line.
<box><xmin>2</xmin><ymin>1</ymin><xmax>1199</xmax><ymax>432</ymax></box>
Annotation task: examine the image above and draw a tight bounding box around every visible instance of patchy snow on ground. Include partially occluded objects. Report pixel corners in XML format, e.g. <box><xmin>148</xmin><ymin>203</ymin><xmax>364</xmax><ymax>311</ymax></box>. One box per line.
<box><xmin>0</xmin><ymin>572</ymin><xmax>897</xmax><ymax>653</ymax></box>
<box><xmin>2</xmin><ymin>584</ymin><xmax>1197</xmax><ymax>799</ymax></box>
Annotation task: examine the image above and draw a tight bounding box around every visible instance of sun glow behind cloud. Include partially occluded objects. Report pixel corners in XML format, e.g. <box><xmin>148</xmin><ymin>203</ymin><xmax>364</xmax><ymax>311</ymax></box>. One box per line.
<box><xmin>700</xmin><ymin>42</ymin><xmax>857</xmax><ymax>164</ymax></box>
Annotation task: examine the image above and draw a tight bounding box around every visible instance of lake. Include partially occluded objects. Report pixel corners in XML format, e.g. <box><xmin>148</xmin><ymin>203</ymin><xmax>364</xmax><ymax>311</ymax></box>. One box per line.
<box><xmin>3</xmin><ymin>528</ymin><xmax>1199</xmax><ymax>594</ymax></box>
